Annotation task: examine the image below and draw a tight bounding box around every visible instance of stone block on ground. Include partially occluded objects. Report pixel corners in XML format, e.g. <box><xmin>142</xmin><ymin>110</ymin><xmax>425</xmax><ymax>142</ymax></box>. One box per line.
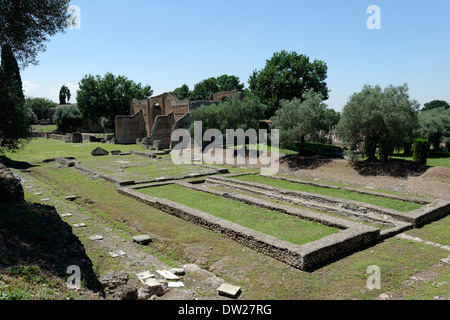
<box><xmin>138</xmin><ymin>278</ymin><xmax>167</xmax><ymax>299</ymax></box>
<box><xmin>170</xmin><ymin>268</ymin><xmax>185</xmax><ymax>276</ymax></box>
<box><xmin>217</xmin><ymin>283</ymin><xmax>241</xmax><ymax>299</ymax></box>
<box><xmin>156</xmin><ymin>270</ymin><xmax>180</xmax><ymax>280</ymax></box>
<box><xmin>73</xmin><ymin>223</ymin><xmax>86</xmax><ymax>228</ymax></box>
<box><xmin>136</xmin><ymin>271</ymin><xmax>155</xmax><ymax>284</ymax></box>
<box><xmin>91</xmin><ymin>147</ymin><xmax>109</xmax><ymax>156</ymax></box>
<box><xmin>132</xmin><ymin>235</ymin><xmax>152</xmax><ymax>245</ymax></box>
<box><xmin>111</xmin><ymin>150</ymin><xmax>122</xmax><ymax>155</ymax></box>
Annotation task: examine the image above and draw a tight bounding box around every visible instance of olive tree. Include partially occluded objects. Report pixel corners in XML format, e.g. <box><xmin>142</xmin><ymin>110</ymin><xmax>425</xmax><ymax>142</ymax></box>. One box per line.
<box><xmin>336</xmin><ymin>84</ymin><xmax>419</xmax><ymax>161</ymax></box>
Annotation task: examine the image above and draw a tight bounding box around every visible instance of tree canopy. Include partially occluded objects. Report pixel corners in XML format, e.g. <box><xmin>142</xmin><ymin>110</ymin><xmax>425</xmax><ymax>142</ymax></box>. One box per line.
<box><xmin>25</xmin><ymin>97</ymin><xmax>57</xmax><ymax>121</ymax></box>
<box><xmin>76</xmin><ymin>73</ymin><xmax>153</xmax><ymax>131</ymax></box>
<box><xmin>190</xmin><ymin>75</ymin><xmax>244</xmax><ymax>101</ymax></box>
<box><xmin>421</xmin><ymin>100</ymin><xmax>450</xmax><ymax>112</ymax></box>
<box><xmin>248</xmin><ymin>50</ymin><xmax>329</xmax><ymax>119</ymax></box>
<box><xmin>171</xmin><ymin>84</ymin><xmax>191</xmax><ymax>100</ymax></box>
<box><xmin>418</xmin><ymin>107</ymin><xmax>450</xmax><ymax>149</ymax></box>
<box><xmin>190</xmin><ymin>94</ymin><xmax>268</xmax><ymax>135</ymax></box>
<box><xmin>270</xmin><ymin>90</ymin><xmax>331</xmax><ymax>155</ymax></box>
<box><xmin>0</xmin><ymin>0</ymin><xmax>70</xmax><ymax>66</ymax></box>
<box><xmin>336</xmin><ymin>84</ymin><xmax>419</xmax><ymax>161</ymax></box>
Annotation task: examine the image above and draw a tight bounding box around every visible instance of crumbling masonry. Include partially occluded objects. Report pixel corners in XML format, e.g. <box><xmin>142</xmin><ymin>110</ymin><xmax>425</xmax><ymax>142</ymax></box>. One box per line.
<box><xmin>115</xmin><ymin>90</ymin><xmax>243</xmax><ymax>148</ymax></box>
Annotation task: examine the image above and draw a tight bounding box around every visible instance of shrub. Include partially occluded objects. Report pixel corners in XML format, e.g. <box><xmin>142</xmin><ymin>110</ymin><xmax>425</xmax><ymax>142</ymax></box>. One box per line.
<box><xmin>53</xmin><ymin>105</ymin><xmax>83</xmax><ymax>133</ymax></box>
<box><xmin>413</xmin><ymin>139</ymin><xmax>429</xmax><ymax>165</ymax></box>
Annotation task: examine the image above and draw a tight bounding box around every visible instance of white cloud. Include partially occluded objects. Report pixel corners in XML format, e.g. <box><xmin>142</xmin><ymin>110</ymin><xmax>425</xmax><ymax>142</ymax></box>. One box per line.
<box><xmin>23</xmin><ymin>80</ymin><xmax>39</xmax><ymax>95</ymax></box>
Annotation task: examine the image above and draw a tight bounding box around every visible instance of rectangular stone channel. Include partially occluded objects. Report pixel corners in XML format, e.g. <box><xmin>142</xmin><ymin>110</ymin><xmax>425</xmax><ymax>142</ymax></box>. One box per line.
<box><xmin>212</xmin><ymin>174</ymin><xmax>450</xmax><ymax>227</ymax></box>
<box><xmin>118</xmin><ymin>182</ymin><xmax>380</xmax><ymax>271</ymax></box>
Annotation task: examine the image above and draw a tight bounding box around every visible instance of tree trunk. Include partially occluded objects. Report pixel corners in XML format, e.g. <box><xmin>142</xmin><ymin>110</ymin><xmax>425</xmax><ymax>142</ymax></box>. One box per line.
<box><xmin>299</xmin><ymin>135</ymin><xmax>305</xmax><ymax>155</ymax></box>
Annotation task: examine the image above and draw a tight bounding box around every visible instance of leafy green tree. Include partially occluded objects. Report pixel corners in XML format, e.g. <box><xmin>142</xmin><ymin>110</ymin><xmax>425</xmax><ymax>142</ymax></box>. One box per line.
<box><xmin>171</xmin><ymin>84</ymin><xmax>191</xmax><ymax>100</ymax></box>
<box><xmin>422</xmin><ymin>100</ymin><xmax>450</xmax><ymax>112</ymax></box>
<box><xmin>336</xmin><ymin>84</ymin><xmax>419</xmax><ymax>161</ymax></box>
<box><xmin>418</xmin><ymin>107</ymin><xmax>450</xmax><ymax>149</ymax></box>
<box><xmin>270</xmin><ymin>90</ymin><xmax>329</xmax><ymax>155</ymax></box>
<box><xmin>77</xmin><ymin>73</ymin><xmax>153</xmax><ymax>132</ymax></box>
<box><xmin>190</xmin><ymin>75</ymin><xmax>244</xmax><ymax>101</ymax></box>
<box><xmin>59</xmin><ymin>85</ymin><xmax>71</xmax><ymax>104</ymax></box>
<box><xmin>0</xmin><ymin>0</ymin><xmax>69</xmax><ymax>66</ymax></box>
<box><xmin>25</xmin><ymin>97</ymin><xmax>57</xmax><ymax>120</ymax></box>
<box><xmin>190</xmin><ymin>94</ymin><xmax>268</xmax><ymax>135</ymax></box>
<box><xmin>53</xmin><ymin>105</ymin><xmax>83</xmax><ymax>133</ymax></box>
<box><xmin>248</xmin><ymin>50</ymin><xmax>329</xmax><ymax>118</ymax></box>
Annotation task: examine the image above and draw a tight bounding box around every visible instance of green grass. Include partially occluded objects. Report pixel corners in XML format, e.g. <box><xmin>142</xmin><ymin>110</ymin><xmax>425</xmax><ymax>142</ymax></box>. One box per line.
<box><xmin>391</xmin><ymin>151</ymin><xmax>450</xmax><ymax>168</ymax></box>
<box><xmin>232</xmin><ymin>174</ymin><xmax>423</xmax><ymax>213</ymax></box>
<box><xmin>31</xmin><ymin>125</ymin><xmax>57</xmax><ymax>133</ymax></box>
<box><xmin>139</xmin><ymin>183</ymin><xmax>339</xmax><ymax>245</ymax></box>
<box><xmin>78</xmin><ymin>155</ymin><xmax>213</xmax><ymax>180</ymax></box>
<box><xmin>1</xmin><ymin>138</ymin><xmax>140</xmax><ymax>163</ymax></box>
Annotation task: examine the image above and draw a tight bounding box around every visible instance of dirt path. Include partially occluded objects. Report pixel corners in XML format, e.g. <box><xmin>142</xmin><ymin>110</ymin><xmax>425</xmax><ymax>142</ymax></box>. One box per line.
<box><xmin>14</xmin><ymin>170</ymin><xmax>233</xmax><ymax>300</ymax></box>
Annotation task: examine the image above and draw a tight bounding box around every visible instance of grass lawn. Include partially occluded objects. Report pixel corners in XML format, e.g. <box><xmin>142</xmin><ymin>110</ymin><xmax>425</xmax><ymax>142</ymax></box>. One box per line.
<box><xmin>78</xmin><ymin>155</ymin><xmax>214</xmax><ymax>181</ymax></box>
<box><xmin>232</xmin><ymin>174</ymin><xmax>423</xmax><ymax>213</ymax></box>
<box><xmin>138</xmin><ymin>183</ymin><xmax>339</xmax><ymax>245</ymax></box>
<box><xmin>391</xmin><ymin>151</ymin><xmax>450</xmax><ymax>169</ymax></box>
<box><xmin>1</xmin><ymin>138</ymin><xmax>141</xmax><ymax>163</ymax></box>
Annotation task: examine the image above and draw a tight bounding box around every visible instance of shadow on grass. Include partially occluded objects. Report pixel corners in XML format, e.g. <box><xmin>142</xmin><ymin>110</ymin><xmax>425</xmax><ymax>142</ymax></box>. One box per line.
<box><xmin>0</xmin><ymin>156</ymin><xmax>36</xmax><ymax>170</ymax></box>
<box><xmin>0</xmin><ymin>201</ymin><xmax>103</xmax><ymax>295</ymax></box>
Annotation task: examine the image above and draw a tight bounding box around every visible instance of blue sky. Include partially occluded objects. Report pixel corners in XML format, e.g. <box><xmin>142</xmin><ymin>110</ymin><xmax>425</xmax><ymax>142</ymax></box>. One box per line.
<box><xmin>20</xmin><ymin>0</ymin><xmax>450</xmax><ymax>112</ymax></box>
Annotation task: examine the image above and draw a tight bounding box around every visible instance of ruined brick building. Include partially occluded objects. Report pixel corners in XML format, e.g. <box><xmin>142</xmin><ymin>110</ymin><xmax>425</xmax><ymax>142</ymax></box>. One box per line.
<box><xmin>115</xmin><ymin>90</ymin><xmax>242</xmax><ymax>148</ymax></box>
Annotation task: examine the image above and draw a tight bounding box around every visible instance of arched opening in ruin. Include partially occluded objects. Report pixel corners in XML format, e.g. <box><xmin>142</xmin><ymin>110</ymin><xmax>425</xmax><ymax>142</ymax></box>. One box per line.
<box><xmin>152</xmin><ymin>103</ymin><xmax>162</xmax><ymax>123</ymax></box>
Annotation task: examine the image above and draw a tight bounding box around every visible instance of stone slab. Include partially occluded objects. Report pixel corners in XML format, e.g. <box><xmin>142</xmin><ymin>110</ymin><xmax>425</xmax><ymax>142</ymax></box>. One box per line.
<box><xmin>109</xmin><ymin>250</ymin><xmax>126</xmax><ymax>258</ymax></box>
<box><xmin>60</xmin><ymin>213</ymin><xmax>72</xmax><ymax>217</ymax></box>
<box><xmin>136</xmin><ymin>271</ymin><xmax>155</xmax><ymax>284</ymax></box>
<box><xmin>156</xmin><ymin>270</ymin><xmax>179</xmax><ymax>280</ymax></box>
<box><xmin>168</xmin><ymin>282</ymin><xmax>184</xmax><ymax>288</ymax></box>
<box><xmin>133</xmin><ymin>235</ymin><xmax>152</xmax><ymax>245</ymax></box>
<box><xmin>89</xmin><ymin>235</ymin><xmax>103</xmax><ymax>241</ymax></box>
<box><xmin>217</xmin><ymin>283</ymin><xmax>241</xmax><ymax>298</ymax></box>
<box><xmin>170</xmin><ymin>268</ymin><xmax>185</xmax><ymax>276</ymax></box>
<box><xmin>73</xmin><ymin>223</ymin><xmax>86</xmax><ymax>228</ymax></box>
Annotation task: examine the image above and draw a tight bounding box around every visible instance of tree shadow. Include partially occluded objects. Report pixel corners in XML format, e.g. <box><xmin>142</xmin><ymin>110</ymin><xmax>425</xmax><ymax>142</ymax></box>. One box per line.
<box><xmin>351</xmin><ymin>159</ymin><xmax>429</xmax><ymax>178</ymax></box>
<box><xmin>280</xmin><ymin>154</ymin><xmax>338</xmax><ymax>170</ymax></box>
<box><xmin>0</xmin><ymin>201</ymin><xmax>103</xmax><ymax>295</ymax></box>
<box><xmin>0</xmin><ymin>156</ymin><xmax>36</xmax><ymax>170</ymax></box>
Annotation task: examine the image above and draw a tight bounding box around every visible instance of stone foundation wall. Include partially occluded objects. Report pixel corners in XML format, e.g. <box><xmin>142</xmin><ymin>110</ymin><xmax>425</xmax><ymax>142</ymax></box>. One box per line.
<box><xmin>118</xmin><ymin>183</ymin><xmax>380</xmax><ymax>271</ymax></box>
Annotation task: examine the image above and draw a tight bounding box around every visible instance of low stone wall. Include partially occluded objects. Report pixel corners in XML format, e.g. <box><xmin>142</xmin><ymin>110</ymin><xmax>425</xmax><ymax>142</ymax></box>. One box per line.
<box><xmin>205</xmin><ymin>176</ymin><xmax>413</xmax><ymax>238</ymax></box>
<box><xmin>118</xmin><ymin>182</ymin><xmax>380</xmax><ymax>271</ymax></box>
<box><xmin>210</xmin><ymin>174</ymin><xmax>450</xmax><ymax>228</ymax></box>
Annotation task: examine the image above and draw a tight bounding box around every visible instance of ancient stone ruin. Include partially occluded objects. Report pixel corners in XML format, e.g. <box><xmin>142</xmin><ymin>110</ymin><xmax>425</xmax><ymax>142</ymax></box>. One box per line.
<box><xmin>115</xmin><ymin>90</ymin><xmax>243</xmax><ymax>149</ymax></box>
